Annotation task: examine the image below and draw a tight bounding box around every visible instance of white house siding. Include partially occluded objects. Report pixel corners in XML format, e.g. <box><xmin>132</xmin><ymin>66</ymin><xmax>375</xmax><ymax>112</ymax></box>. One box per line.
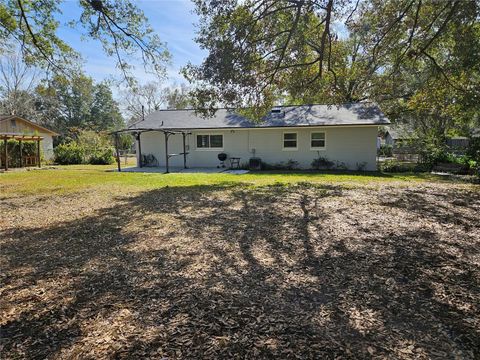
<box><xmin>137</xmin><ymin>126</ymin><xmax>379</xmax><ymax>171</ymax></box>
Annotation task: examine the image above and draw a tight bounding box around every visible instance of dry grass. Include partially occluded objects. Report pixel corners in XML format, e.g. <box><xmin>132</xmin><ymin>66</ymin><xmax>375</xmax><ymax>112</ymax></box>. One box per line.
<box><xmin>1</xmin><ymin>170</ymin><xmax>479</xmax><ymax>359</ymax></box>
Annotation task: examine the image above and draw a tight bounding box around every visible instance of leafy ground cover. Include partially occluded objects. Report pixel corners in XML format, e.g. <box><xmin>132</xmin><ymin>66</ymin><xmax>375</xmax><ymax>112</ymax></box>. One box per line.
<box><xmin>1</xmin><ymin>166</ymin><xmax>479</xmax><ymax>358</ymax></box>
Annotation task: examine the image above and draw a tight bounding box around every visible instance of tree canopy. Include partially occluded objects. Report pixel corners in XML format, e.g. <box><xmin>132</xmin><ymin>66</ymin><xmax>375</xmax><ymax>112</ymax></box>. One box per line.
<box><xmin>35</xmin><ymin>74</ymin><xmax>124</xmax><ymax>134</ymax></box>
<box><xmin>184</xmin><ymin>0</ymin><xmax>480</xmax><ymax>129</ymax></box>
<box><xmin>0</xmin><ymin>0</ymin><xmax>170</xmax><ymax>84</ymax></box>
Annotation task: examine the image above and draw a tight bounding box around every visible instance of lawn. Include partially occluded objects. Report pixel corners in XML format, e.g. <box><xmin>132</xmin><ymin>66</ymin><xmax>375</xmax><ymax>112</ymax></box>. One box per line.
<box><xmin>1</xmin><ymin>166</ymin><xmax>479</xmax><ymax>358</ymax></box>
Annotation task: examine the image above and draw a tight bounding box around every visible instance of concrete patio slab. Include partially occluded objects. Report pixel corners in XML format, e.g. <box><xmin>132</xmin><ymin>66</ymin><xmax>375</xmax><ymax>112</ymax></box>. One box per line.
<box><xmin>117</xmin><ymin>166</ymin><xmax>227</xmax><ymax>174</ymax></box>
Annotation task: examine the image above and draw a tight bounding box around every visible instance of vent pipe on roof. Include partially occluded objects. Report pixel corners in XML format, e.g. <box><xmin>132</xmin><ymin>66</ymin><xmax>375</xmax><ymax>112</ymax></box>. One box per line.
<box><xmin>270</xmin><ymin>107</ymin><xmax>284</xmax><ymax>117</ymax></box>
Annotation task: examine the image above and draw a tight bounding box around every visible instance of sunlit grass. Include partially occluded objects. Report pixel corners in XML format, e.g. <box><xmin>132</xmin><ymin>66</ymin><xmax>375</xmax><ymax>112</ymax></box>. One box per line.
<box><xmin>0</xmin><ymin>164</ymin><xmax>465</xmax><ymax>197</ymax></box>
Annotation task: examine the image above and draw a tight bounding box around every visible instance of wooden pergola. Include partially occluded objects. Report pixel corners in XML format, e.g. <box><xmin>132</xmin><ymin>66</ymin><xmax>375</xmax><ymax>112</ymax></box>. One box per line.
<box><xmin>0</xmin><ymin>133</ymin><xmax>43</xmax><ymax>171</ymax></box>
<box><xmin>111</xmin><ymin>128</ymin><xmax>192</xmax><ymax>173</ymax></box>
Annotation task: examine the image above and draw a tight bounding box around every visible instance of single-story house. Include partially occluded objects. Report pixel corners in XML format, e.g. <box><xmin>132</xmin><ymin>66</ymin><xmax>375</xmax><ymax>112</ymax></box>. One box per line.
<box><xmin>124</xmin><ymin>103</ymin><xmax>389</xmax><ymax>171</ymax></box>
<box><xmin>0</xmin><ymin>115</ymin><xmax>58</xmax><ymax>167</ymax></box>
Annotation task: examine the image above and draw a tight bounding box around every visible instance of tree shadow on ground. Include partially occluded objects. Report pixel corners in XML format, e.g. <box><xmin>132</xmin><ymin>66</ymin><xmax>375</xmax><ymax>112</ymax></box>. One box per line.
<box><xmin>1</xmin><ymin>183</ymin><xmax>479</xmax><ymax>358</ymax></box>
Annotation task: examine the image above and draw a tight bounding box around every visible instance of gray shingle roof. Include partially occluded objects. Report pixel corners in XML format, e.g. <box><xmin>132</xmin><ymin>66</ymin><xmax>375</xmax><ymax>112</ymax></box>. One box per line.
<box><xmin>128</xmin><ymin>103</ymin><xmax>389</xmax><ymax>130</ymax></box>
<box><xmin>385</xmin><ymin>125</ymin><xmax>414</xmax><ymax>140</ymax></box>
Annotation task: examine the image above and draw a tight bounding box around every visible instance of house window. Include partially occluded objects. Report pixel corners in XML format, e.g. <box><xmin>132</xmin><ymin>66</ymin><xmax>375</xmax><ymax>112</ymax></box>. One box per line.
<box><xmin>10</xmin><ymin>119</ymin><xmax>16</xmax><ymax>128</ymax></box>
<box><xmin>283</xmin><ymin>132</ymin><xmax>297</xmax><ymax>150</ymax></box>
<box><xmin>311</xmin><ymin>132</ymin><xmax>326</xmax><ymax>149</ymax></box>
<box><xmin>196</xmin><ymin>134</ymin><xmax>223</xmax><ymax>149</ymax></box>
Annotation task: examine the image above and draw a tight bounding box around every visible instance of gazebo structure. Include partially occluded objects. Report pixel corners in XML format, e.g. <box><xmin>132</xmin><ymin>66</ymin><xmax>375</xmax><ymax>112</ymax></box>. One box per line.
<box><xmin>111</xmin><ymin>128</ymin><xmax>191</xmax><ymax>173</ymax></box>
<box><xmin>0</xmin><ymin>115</ymin><xmax>59</xmax><ymax>170</ymax></box>
<box><xmin>0</xmin><ymin>133</ymin><xmax>43</xmax><ymax>171</ymax></box>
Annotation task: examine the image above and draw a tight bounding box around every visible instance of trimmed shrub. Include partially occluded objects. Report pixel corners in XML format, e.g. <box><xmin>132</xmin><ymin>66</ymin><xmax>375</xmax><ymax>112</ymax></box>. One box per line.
<box><xmin>88</xmin><ymin>148</ymin><xmax>115</xmax><ymax>165</ymax></box>
<box><xmin>54</xmin><ymin>142</ymin><xmax>84</xmax><ymax>165</ymax></box>
<box><xmin>311</xmin><ymin>156</ymin><xmax>334</xmax><ymax>170</ymax></box>
<box><xmin>356</xmin><ymin>162</ymin><xmax>368</xmax><ymax>171</ymax></box>
<box><xmin>262</xmin><ymin>159</ymin><xmax>299</xmax><ymax>170</ymax></box>
<box><xmin>334</xmin><ymin>161</ymin><xmax>348</xmax><ymax>170</ymax></box>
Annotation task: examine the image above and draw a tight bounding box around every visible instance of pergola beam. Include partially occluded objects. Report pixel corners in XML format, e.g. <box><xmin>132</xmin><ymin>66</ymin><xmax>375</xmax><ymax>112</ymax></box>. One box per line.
<box><xmin>164</xmin><ymin>132</ymin><xmax>171</xmax><ymax>173</ymax></box>
<box><xmin>182</xmin><ymin>132</ymin><xmax>188</xmax><ymax>169</ymax></box>
<box><xmin>114</xmin><ymin>133</ymin><xmax>121</xmax><ymax>172</ymax></box>
<box><xmin>3</xmin><ymin>137</ymin><xmax>7</xmax><ymax>171</ymax></box>
<box><xmin>19</xmin><ymin>138</ymin><xmax>23</xmax><ymax>168</ymax></box>
<box><xmin>110</xmin><ymin>128</ymin><xmax>191</xmax><ymax>172</ymax></box>
<box><xmin>0</xmin><ymin>133</ymin><xmax>44</xmax><ymax>170</ymax></box>
<box><xmin>36</xmin><ymin>139</ymin><xmax>41</xmax><ymax>168</ymax></box>
<box><xmin>136</xmin><ymin>132</ymin><xmax>143</xmax><ymax>168</ymax></box>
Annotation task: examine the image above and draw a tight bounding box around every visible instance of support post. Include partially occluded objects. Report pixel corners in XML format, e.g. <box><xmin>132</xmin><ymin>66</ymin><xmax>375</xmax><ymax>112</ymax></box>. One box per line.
<box><xmin>136</xmin><ymin>132</ymin><xmax>143</xmax><ymax>168</ymax></box>
<box><xmin>19</xmin><ymin>139</ymin><xmax>23</xmax><ymax>168</ymax></box>
<box><xmin>164</xmin><ymin>132</ymin><xmax>170</xmax><ymax>173</ymax></box>
<box><xmin>182</xmin><ymin>132</ymin><xmax>187</xmax><ymax>169</ymax></box>
<box><xmin>3</xmin><ymin>137</ymin><xmax>8</xmax><ymax>171</ymax></box>
<box><xmin>114</xmin><ymin>133</ymin><xmax>121</xmax><ymax>172</ymax></box>
<box><xmin>37</xmin><ymin>138</ymin><xmax>41</xmax><ymax>168</ymax></box>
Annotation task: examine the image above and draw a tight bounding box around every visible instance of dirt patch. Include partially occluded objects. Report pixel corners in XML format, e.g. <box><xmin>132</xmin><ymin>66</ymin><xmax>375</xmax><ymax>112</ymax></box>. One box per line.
<box><xmin>1</xmin><ymin>182</ymin><xmax>479</xmax><ymax>359</ymax></box>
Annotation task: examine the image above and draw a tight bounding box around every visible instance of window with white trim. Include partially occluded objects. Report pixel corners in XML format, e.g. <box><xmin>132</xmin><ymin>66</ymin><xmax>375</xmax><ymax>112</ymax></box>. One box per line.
<box><xmin>311</xmin><ymin>132</ymin><xmax>325</xmax><ymax>149</ymax></box>
<box><xmin>283</xmin><ymin>132</ymin><xmax>297</xmax><ymax>149</ymax></box>
<box><xmin>196</xmin><ymin>134</ymin><xmax>223</xmax><ymax>149</ymax></box>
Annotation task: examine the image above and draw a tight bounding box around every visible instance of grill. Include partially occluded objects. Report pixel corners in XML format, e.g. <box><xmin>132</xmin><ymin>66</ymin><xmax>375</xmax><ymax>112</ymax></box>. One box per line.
<box><xmin>217</xmin><ymin>153</ymin><xmax>227</xmax><ymax>168</ymax></box>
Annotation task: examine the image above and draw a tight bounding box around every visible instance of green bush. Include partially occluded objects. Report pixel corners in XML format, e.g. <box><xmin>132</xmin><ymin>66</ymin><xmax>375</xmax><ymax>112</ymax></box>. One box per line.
<box><xmin>380</xmin><ymin>160</ymin><xmax>428</xmax><ymax>173</ymax></box>
<box><xmin>356</xmin><ymin>162</ymin><xmax>368</xmax><ymax>171</ymax></box>
<box><xmin>311</xmin><ymin>156</ymin><xmax>334</xmax><ymax>170</ymax></box>
<box><xmin>334</xmin><ymin>161</ymin><xmax>348</xmax><ymax>170</ymax></box>
<box><xmin>88</xmin><ymin>148</ymin><xmax>115</xmax><ymax>165</ymax></box>
<box><xmin>378</xmin><ymin>144</ymin><xmax>393</xmax><ymax>157</ymax></box>
<box><xmin>262</xmin><ymin>159</ymin><xmax>299</xmax><ymax>170</ymax></box>
<box><xmin>0</xmin><ymin>140</ymin><xmax>38</xmax><ymax>167</ymax></box>
<box><xmin>54</xmin><ymin>142</ymin><xmax>85</xmax><ymax>165</ymax></box>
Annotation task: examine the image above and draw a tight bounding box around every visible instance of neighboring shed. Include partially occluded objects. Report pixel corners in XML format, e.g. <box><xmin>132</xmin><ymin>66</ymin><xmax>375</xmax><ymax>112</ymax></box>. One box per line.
<box><xmin>384</xmin><ymin>125</ymin><xmax>415</xmax><ymax>147</ymax></box>
<box><xmin>446</xmin><ymin>137</ymin><xmax>469</xmax><ymax>149</ymax></box>
<box><xmin>0</xmin><ymin>115</ymin><xmax>58</xmax><ymax>170</ymax></box>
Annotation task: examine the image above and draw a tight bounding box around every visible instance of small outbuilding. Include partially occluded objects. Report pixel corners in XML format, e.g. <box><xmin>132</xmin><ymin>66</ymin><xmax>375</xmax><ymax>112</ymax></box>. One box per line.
<box><xmin>0</xmin><ymin>115</ymin><xmax>58</xmax><ymax>170</ymax></box>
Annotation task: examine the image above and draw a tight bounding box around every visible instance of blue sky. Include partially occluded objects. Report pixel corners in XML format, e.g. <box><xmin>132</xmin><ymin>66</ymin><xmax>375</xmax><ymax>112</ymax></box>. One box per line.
<box><xmin>57</xmin><ymin>0</ymin><xmax>205</xmax><ymax>86</ymax></box>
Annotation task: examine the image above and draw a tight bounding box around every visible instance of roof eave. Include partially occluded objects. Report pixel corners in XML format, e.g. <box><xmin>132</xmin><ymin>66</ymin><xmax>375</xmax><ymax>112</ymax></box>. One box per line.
<box><xmin>126</xmin><ymin>122</ymin><xmax>388</xmax><ymax>132</ymax></box>
<box><xmin>0</xmin><ymin>115</ymin><xmax>59</xmax><ymax>136</ymax></box>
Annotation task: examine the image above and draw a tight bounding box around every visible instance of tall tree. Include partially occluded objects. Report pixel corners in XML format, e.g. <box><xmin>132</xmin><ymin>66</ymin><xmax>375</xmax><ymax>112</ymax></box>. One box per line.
<box><xmin>90</xmin><ymin>82</ymin><xmax>124</xmax><ymax>130</ymax></box>
<box><xmin>0</xmin><ymin>50</ymin><xmax>40</xmax><ymax>118</ymax></box>
<box><xmin>120</xmin><ymin>82</ymin><xmax>166</xmax><ymax>123</ymax></box>
<box><xmin>185</xmin><ymin>0</ymin><xmax>479</xmax><ymax>117</ymax></box>
<box><xmin>120</xmin><ymin>83</ymin><xmax>192</xmax><ymax>123</ymax></box>
<box><xmin>0</xmin><ymin>0</ymin><xmax>170</xmax><ymax>84</ymax></box>
<box><xmin>164</xmin><ymin>84</ymin><xmax>191</xmax><ymax>110</ymax></box>
<box><xmin>36</xmin><ymin>74</ymin><xmax>124</xmax><ymax>133</ymax></box>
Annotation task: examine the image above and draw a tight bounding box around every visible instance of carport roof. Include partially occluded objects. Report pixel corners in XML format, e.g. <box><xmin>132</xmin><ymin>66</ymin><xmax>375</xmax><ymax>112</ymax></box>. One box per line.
<box><xmin>128</xmin><ymin>103</ymin><xmax>390</xmax><ymax>131</ymax></box>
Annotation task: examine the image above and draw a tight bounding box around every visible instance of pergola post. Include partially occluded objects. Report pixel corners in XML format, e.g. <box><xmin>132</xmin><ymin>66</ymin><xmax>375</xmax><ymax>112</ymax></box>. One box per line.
<box><xmin>164</xmin><ymin>132</ymin><xmax>170</xmax><ymax>173</ymax></box>
<box><xmin>114</xmin><ymin>133</ymin><xmax>121</xmax><ymax>172</ymax></box>
<box><xmin>3</xmin><ymin>137</ymin><xmax>8</xmax><ymax>171</ymax></box>
<box><xmin>19</xmin><ymin>139</ymin><xmax>23</xmax><ymax>168</ymax></box>
<box><xmin>136</xmin><ymin>132</ymin><xmax>143</xmax><ymax>168</ymax></box>
<box><xmin>36</xmin><ymin>138</ymin><xmax>41</xmax><ymax>168</ymax></box>
<box><xmin>182</xmin><ymin>132</ymin><xmax>188</xmax><ymax>169</ymax></box>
